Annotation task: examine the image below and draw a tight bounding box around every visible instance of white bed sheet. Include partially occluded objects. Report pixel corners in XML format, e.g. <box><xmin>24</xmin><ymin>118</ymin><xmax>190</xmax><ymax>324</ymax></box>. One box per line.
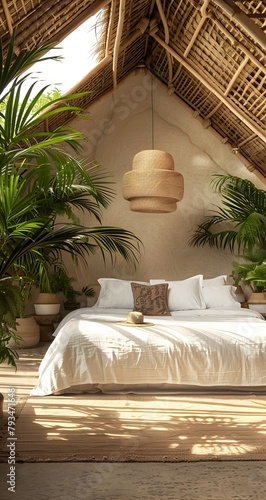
<box><xmin>31</xmin><ymin>307</ymin><xmax>266</xmax><ymax>396</ymax></box>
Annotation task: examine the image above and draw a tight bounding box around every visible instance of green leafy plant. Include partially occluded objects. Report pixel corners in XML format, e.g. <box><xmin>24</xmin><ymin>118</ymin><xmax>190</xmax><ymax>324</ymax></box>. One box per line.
<box><xmin>0</xmin><ymin>278</ymin><xmax>24</xmax><ymax>367</ymax></box>
<box><xmin>190</xmin><ymin>174</ymin><xmax>266</xmax><ymax>295</ymax></box>
<box><xmin>64</xmin><ymin>287</ymin><xmax>82</xmax><ymax>306</ymax></box>
<box><xmin>0</xmin><ymin>34</ymin><xmax>142</xmax><ymax>365</ymax></box>
<box><xmin>232</xmin><ymin>248</ymin><xmax>266</xmax><ymax>292</ymax></box>
<box><xmin>190</xmin><ymin>174</ymin><xmax>266</xmax><ymax>253</ymax></box>
<box><xmin>64</xmin><ymin>284</ymin><xmax>95</xmax><ymax>309</ymax></box>
<box><xmin>82</xmin><ymin>286</ymin><xmax>95</xmax><ymax>298</ymax></box>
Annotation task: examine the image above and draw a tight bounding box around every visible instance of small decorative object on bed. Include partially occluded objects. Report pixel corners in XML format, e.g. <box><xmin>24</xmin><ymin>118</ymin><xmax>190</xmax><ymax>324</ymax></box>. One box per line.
<box><xmin>31</xmin><ymin>275</ymin><xmax>266</xmax><ymax>397</ymax></box>
<box><xmin>127</xmin><ymin>311</ymin><xmax>144</xmax><ymax>324</ymax></box>
<box><xmin>117</xmin><ymin>311</ymin><xmax>154</xmax><ymax>327</ymax></box>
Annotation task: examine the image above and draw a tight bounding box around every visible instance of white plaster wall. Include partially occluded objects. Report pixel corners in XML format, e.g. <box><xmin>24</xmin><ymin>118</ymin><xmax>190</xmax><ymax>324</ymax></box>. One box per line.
<box><xmin>66</xmin><ymin>70</ymin><xmax>265</xmax><ymax>292</ymax></box>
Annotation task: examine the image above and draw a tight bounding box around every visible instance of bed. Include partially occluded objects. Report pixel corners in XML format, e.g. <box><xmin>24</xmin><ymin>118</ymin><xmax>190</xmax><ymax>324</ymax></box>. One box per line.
<box><xmin>31</xmin><ymin>275</ymin><xmax>266</xmax><ymax>396</ymax></box>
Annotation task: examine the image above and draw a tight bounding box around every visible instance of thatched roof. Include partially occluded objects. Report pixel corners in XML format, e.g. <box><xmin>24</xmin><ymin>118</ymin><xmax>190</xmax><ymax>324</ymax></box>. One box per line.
<box><xmin>1</xmin><ymin>0</ymin><xmax>266</xmax><ymax>179</ymax></box>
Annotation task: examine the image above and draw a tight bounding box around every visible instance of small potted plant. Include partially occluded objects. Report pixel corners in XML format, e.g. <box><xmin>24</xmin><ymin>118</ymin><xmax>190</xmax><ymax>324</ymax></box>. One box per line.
<box><xmin>81</xmin><ymin>286</ymin><xmax>96</xmax><ymax>307</ymax></box>
<box><xmin>0</xmin><ymin>278</ymin><xmax>24</xmax><ymax>366</ymax></box>
<box><xmin>0</xmin><ymin>278</ymin><xmax>24</xmax><ymax>416</ymax></box>
<box><xmin>63</xmin><ymin>283</ymin><xmax>95</xmax><ymax>311</ymax></box>
<box><xmin>34</xmin><ymin>269</ymin><xmax>64</xmax><ymax>315</ymax></box>
<box><xmin>3</xmin><ymin>272</ymin><xmax>41</xmax><ymax>349</ymax></box>
<box><xmin>233</xmin><ymin>248</ymin><xmax>266</xmax><ymax>312</ymax></box>
<box><xmin>63</xmin><ymin>283</ymin><xmax>82</xmax><ymax>311</ymax></box>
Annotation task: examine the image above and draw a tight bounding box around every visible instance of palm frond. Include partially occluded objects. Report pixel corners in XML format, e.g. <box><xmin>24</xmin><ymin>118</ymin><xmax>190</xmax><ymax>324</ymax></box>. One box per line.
<box><xmin>190</xmin><ymin>174</ymin><xmax>266</xmax><ymax>253</ymax></box>
<box><xmin>0</xmin><ymin>32</ymin><xmax>62</xmax><ymax>99</ymax></box>
<box><xmin>0</xmin><ymin>34</ymin><xmax>142</xmax><ymax>368</ymax></box>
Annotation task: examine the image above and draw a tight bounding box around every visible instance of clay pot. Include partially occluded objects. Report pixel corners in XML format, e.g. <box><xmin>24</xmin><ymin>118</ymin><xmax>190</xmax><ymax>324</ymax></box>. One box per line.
<box><xmin>8</xmin><ymin>317</ymin><xmax>40</xmax><ymax>348</ymax></box>
<box><xmin>34</xmin><ymin>293</ymin><xmax>60</xmax><ymax>315</ymax></box>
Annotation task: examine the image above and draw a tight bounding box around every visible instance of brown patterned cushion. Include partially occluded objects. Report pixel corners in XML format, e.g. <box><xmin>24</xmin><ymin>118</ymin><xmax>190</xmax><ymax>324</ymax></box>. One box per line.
<box><xmin>131</xmin><ymin>283</ymin><xmax>170</xmax><ymax>316</ymax></box>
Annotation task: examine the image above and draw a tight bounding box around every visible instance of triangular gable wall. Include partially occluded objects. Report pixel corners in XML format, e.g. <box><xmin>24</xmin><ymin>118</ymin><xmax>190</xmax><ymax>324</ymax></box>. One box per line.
<box><xmin>63</xmin><ymin>71</ymin><xmax>265</xmax><ymax>291</ymax></box>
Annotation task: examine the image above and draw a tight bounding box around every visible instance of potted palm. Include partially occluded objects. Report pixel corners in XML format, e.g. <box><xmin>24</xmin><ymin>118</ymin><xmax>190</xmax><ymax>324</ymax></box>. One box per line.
<box><xmin>63</xmin><ymin>283</ymin><xmax>96</xmax><ymax>310</ymax></box>
<box><xmin>0</xmin><ymin>278</ymin><xmax>24</xmax><ymax>417</ymax></box>
<box><xmin>190</xmin><ymin>174</ymin><xmax>266</xmax><ymax>254</ymax></box>
<box><xmin>233</xmin><ymin>248</ymin><xmax>266</xmax><ymax>292</ymax></box>
<box><xmin>0</xmin><ymin>34</ymin><xmax>141</xmax><ymax>366</ymax></box>
<box><xmin>2</xmin><ymin>263</ymin><xmax>41</xmax><ymax>348</ymax></box>
<box><xmin>33</xmin><ymin>264</ymin><xmax>67</xmax><ymax>315</ymax></box>
<box><xmin>37</xmin><ymin>267</ymin><xmax>81</xmax><ymax>312</ymax></box>
<box><xmin>233</xmin><ymin>249</ymin><xmax>266</xmax><ymax>312</ymax></box>
<box><xmin>61</xmin><ymin>280</ymin><xmax>96</xmax><ymax>310</ymax></box>
<box><xmin>190</xmin><ymin>174</ymin><xmax>266</xmax><ymax>313</ymax></box>
<box><xmin>0</xmin><ymin>278</ymin><xmax>24</xmax><ymax>366</ymax></box>
<box><xmin>63</xmin><ymin>286</ymin><xmax>82</xmax><ymax>311</ymax></box>
<box><xmin>7</xmin><ymin>275</ymin><xmax>41</xmax><ymax>348</ymax></box>
<box><xmin>82</xmin><ymin>286</ymin><xmax>96</xmax><ymax>307</ymax></box>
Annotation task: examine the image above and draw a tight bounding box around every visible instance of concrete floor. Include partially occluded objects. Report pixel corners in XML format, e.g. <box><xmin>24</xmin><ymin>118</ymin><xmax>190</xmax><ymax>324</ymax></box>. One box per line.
<box><xmin>1</xmin><ymin>461</ymin><xmax>266</xmax><ymax>499</ymax></box>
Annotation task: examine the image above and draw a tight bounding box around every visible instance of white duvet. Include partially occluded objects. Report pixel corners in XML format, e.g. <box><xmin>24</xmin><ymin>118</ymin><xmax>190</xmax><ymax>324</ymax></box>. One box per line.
<box><xmin>31</xmin><ymin>307</ymin><xmax>266</xmax><ymax>396</ymax></box>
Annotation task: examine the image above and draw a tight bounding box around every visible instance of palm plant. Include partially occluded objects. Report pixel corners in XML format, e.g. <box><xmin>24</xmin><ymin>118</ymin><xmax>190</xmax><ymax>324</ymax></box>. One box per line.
<box><xmin>190</xmin><ymin>174</ymin><xmax>266</xmax><ymax>294</ymax></box>
<box><xmin>0</xmin><ymin>35</ymin><xmax>141</xmax><ymax>364</ymax></box>
<box><xmin>0</xmin><ymin>162</ymin><xmax>140</xmax><ymax>292</ymax></box>
<box><xmin>190</xmin><ymin>174</ymin><xmax>266</xmax><ymax>253</ymax></box>
<box><xmin>0</xmin><ymin>278</ymin><xmax>24</xmax><ymax>367</ymax></box>
<box><xmin>232</xmin><ymin>248</ymin><xmax>266</xmax><ymax>292</ymax></box>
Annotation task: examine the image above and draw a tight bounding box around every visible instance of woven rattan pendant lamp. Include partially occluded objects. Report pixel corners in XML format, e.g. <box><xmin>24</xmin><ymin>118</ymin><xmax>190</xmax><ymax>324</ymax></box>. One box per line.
<box><xmin>122</xmin><ymin>77</ymin><xmax>184</xmax><ymax>213</ymax></box>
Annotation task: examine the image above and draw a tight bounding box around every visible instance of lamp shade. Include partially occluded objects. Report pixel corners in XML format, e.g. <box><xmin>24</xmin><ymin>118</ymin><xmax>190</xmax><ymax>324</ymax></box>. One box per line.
<box><xmin>122</xmin><ymin>150</ymin><xmax>184</xmax><ymax>213</ymax></box>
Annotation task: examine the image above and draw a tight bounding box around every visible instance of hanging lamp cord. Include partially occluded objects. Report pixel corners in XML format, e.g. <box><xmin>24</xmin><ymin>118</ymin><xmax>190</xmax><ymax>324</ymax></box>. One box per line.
<box><xmin>151</xmin><ymin>75</ymin><xmax>155</xmax><ymax>150</ymax></box>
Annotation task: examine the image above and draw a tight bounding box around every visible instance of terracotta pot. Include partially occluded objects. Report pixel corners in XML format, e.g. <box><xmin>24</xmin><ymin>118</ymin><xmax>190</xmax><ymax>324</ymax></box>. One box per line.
<box><xmin>34</xmin><ymin>303</ymin><xmax>60</xmax><ymax>314</ymax></box>
<box><xmin>34</xmin><ymin>292</ymin><xmax>59</xmax><ymax>304</ymax></box>
<box><xmin>8</xmin><ymin>317</ymin><xmax>40</xmax><ymax>349</ymax></box>
<box><xmin>34</xmin><ymin>293</ymin><xmax>60</xmax><ymax>315</ymax></box>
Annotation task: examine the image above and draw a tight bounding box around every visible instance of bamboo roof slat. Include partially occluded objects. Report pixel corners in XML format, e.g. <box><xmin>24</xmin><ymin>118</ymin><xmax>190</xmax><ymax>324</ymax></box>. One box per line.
<box><xmin>0</xmin><ymin>0</ymin><xmax>265</xmax><ymax>178</ymax></box>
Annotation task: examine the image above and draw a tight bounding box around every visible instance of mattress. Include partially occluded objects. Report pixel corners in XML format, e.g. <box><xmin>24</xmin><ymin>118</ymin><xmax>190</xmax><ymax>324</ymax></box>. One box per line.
<box><xmin>31</xmin><ymin>307</ymin><xmax>266</xmax><ymax>396</ymax></box>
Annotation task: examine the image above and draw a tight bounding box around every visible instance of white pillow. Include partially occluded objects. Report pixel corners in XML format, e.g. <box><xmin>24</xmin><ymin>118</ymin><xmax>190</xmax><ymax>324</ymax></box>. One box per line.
<box><xmin>203</xmin><ymin>275</ymin><xmax>227</xmax><ymax>287</ymax></box>
<box><xmin>150</xmin><ymin>275</ymin><xmax>206</xmax><ymax>311</ymax></box>
<box><xmin>202</xmin><ymin>285</ymin><xmax>240</xmax><ymax>309</ymax></box>
<box><xmin>96</xmin><ymin>278</ymin><xmax>148</xmax><ymax>309</ymax></box>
